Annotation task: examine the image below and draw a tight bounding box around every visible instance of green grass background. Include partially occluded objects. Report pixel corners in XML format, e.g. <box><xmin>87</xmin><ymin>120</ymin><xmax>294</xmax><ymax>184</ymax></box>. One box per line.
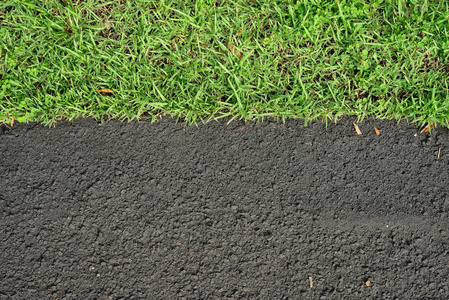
<box><xmin>1</xmin><ymin>0</ymin><xmax>449</xmax><ymax>127</ymax></box>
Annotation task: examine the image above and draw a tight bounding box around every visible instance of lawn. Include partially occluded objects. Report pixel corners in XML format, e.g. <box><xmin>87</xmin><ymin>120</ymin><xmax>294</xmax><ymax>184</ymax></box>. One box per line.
<box><xmin>1</xmin><ymin>0</ymin><xmax>448</xmax><ymax>128</ymax></box>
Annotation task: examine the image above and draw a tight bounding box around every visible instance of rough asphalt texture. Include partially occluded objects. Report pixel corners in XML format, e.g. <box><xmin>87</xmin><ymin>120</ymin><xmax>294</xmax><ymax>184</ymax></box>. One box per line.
<box><xmin>1</xmin><ymin>116</ymin><xmax>449</xmax><ymax>299</ymax></box>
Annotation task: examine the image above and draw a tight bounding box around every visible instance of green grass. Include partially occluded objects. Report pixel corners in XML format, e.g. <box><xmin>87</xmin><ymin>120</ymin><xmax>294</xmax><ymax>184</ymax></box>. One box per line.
<box><xmin>1</xmin><ymin>0</ymin><xmax>449</xmax><ymax>128</ymax></box>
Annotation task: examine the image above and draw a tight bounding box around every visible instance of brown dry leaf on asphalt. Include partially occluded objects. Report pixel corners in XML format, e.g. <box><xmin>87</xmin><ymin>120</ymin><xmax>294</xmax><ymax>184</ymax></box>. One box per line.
<box><xmin>98</xmin><ymin>88</ymin><xmax>114</xmax><ymax>93</ymax></box>
<box><xmin>374</xmin><ymin>127</ymin><xmax>380</xmax><ymax>135</ymax></box>
<box><xmin>189</xmin><ymin>250</ymin><xmax>199</xmax><ymax>257</ymax></box>
<box><xmin>353</xmin><ymin>123</ymin><xmax>362</xmax><ymax>135</ymax></box>
<box><xmin>10</xmin><ymin>117</ymin><xmax>14</xmax><ymax>127</ymax></box>
<box><xmin>419</xmin><ymin>122</ymin><xmax>435</xmax><ymax>133</ymax></box>
<box><xmin>366</xmin><ymin>280</ymin><xmax>371</xmax><ymax>287</ymax></box>
<box><xmin>233</xmin><ymin>124</ymin><xmax>246</xmax><ymax>132</ymax></box>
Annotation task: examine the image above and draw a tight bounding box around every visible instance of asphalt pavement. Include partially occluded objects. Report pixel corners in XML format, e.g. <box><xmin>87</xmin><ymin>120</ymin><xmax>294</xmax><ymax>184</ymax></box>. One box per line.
<box><xmin>1</xmin><ymin>116</ymin><xmax>449</xmax><ymax>299</ymax></box>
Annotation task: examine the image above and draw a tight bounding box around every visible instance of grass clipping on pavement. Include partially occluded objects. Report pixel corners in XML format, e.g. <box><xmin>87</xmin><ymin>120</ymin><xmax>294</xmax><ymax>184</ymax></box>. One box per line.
<box><xmin>0</xmin><ymin>0</ymin><xmax>448</xmax><ymax>128</ymax></box>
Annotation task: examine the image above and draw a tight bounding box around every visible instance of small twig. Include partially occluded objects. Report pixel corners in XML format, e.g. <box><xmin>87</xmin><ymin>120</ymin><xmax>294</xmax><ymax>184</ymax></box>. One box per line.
<box><xmin>27</xmin><ymin>89</ymin><xmax>36</xmax><ymax>100</ymax></box>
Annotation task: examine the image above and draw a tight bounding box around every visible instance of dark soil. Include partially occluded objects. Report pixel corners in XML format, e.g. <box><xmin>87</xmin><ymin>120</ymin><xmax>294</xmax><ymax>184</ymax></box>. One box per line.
<box><xmin>1</xmin><ymin>116</ymin><xmax>449</xmax><ymax>299</ymax></box>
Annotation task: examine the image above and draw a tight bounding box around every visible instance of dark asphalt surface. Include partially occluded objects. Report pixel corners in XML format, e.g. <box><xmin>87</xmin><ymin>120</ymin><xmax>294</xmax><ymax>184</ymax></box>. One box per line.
<box><xmin>1</xmin><ymin>116</ymin><xmax>449</xmax><ymax>299</ymax></box>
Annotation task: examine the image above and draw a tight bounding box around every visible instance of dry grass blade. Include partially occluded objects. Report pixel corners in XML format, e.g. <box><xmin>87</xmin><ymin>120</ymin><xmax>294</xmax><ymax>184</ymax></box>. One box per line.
<box><xmin>353</xmin><ymin>123</ymin><xmax>362</xmax><ymax>135</ymax></box>
<box><xmin>237</xmin><ymin>27</ymin><xmax>243</xmax><ymax>37</ymax></box>
<box><xmin>98</xmin><ymin>89</ymin><xmax>114</xmax><ymax>93</ymax></box>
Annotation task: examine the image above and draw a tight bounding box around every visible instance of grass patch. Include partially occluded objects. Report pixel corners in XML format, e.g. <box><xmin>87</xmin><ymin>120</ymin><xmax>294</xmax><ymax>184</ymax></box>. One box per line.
<box><xmin>1</xmin><ymin>0</ymin><xmax>449</xmax><ymax>127</ymax></box>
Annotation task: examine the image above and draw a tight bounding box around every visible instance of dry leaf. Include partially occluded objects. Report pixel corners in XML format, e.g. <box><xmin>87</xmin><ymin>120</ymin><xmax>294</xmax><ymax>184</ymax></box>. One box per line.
<box><xmin>365</xmin><ymin>280</ymin><xmax>371</xmax><ymax>287</ymax></box>
<box><xmin>229</xmin><ymin>43</ymin><xmax>243</xmax><ymax>59</ymax></box>
<box><xmin>419</xmin><ymin>122</ymin><xmax>435</xmax><ymax>133</ymax></box>
<box><xmin>374</xmin><ymin>127</ymin><xmax>380</xmax><ymax>135</ymax></box>
<box><xmin>64</xmin><ymin>26</ymin><xmax>74</xmax><ymax>35</ymax></box>
<box><xmin>309</xmin><ymin>276</ymin><xmax>313</xmax><ymax>288</ymax></box>
<box><xmin>98</xmin><ymin>88</ymin><xmax>114</xmax><ymax>93</ymax></box>
<box><xmin>353</xmin><ymin>123</ymin><xmax>362</xmax><ymax>135</ymax></box>
<box><xmin>10</xmin><ymin>117</ymin><xmax>14</xmax><ymax>127</ymax></box>
<box><xmin>233</xmin><ymin>124</ymin><xmax>245</xmax><ymax>132</ymax></box>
